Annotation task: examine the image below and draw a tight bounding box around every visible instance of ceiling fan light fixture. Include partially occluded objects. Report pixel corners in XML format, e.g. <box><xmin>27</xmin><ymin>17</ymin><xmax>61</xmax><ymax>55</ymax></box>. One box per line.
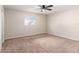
<box><xmin>39</xmin><ymin>5</ymin><xmax>53</xmax><ymax>12</ymax></box>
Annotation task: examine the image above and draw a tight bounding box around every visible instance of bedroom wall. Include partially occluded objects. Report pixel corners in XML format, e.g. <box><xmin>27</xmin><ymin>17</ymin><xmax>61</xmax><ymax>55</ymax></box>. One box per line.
<box><xmin>4</xmin><ymin>9</ymin><xmax>46</xmax><ymax>39</ymax></box>
<box><xmin>0</xmin><ymin>5</ymin><xmax>2</xmax><ymax>51</ymax></box>
<box><xmin>47</xmin><ymin>8</ymin><xmax>79</xmax><ymax>41</ymax></box>
<box><xmin>0</xmin><ymin>5</ymin><xmax>4</xmax><ymax>51</ymax></box>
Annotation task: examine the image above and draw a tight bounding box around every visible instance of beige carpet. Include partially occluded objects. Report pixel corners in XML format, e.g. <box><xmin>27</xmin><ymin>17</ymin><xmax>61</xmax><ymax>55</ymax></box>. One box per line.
<box><xmin>2</xmin><ymin>34</ymin><xmax>79</xmax><ymax>53</ymax></box>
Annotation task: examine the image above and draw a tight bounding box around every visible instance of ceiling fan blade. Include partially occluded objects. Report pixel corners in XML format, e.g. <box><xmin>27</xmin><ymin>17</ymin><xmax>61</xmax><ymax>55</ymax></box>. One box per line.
<box><xmin>47</xmin><ymin>9</ymin><xmax>52</xmax><ymax>11</ymax></box>
<box><xmin>39</xmin><ymin>5</ymin><xmax>46</xmax><ymax>9</ymax></box>
<box><xmin>47</xmin><ymin>5</ymin><xmax>53</xmax><ymax>7</ymax></box>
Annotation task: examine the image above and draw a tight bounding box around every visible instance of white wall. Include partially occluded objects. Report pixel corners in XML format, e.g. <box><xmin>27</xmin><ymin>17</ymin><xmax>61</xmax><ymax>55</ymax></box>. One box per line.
<box><xmin>4</xmin><ymin>9</ymin><xmax>46</xmax><ymax>39</ymax></box>
<box><xmin>47</xmin><ymin>8</ymin><xmax>79</xmax><ymax>41</ymax></box>
<box><xmin>0</xmin><ymin>5</ymin><xmax>2</xmax><ymax>51</ymax></box>
<box><xmin>0</xmin><ymin>5</ymin><xmax>4</xmax><ymax>51</ymax></box>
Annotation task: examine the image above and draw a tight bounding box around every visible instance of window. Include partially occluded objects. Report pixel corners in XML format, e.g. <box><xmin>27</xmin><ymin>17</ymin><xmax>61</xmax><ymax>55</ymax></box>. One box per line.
<box><xmin>24</xmin><ymin>16</ymin><xmax>36</xmax><ymax>25</ymax></box>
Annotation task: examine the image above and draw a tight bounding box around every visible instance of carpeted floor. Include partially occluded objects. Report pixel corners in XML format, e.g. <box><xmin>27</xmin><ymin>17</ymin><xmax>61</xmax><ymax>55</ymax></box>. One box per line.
<box><xmin>2</xmin><ymin>34</ymin><xmax>79</xmax><ymax>53</ymax></box>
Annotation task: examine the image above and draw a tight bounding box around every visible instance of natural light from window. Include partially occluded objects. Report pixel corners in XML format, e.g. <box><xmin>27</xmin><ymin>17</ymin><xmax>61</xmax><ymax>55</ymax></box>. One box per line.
<box><xmin>24</xmin><ymin>16</ymin><xmax>36</xmax><ymax>25</ymax></box>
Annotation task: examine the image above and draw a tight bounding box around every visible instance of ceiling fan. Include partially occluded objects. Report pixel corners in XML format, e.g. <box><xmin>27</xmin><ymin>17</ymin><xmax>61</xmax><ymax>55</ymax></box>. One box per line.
<box><xmin>39</xmin><ymin>5</ymin><xmax>53</xmax><ymax>12</ymax></box>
